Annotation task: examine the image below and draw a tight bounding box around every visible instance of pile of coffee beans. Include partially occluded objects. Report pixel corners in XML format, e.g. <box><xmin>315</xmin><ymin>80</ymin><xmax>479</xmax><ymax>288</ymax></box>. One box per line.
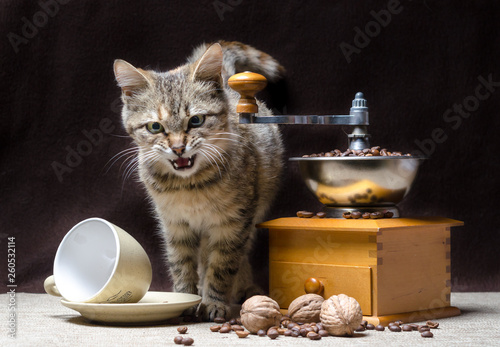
<box><xmin>297</xmin><ymin>211</ymin><xmax>326</xmax><ymax>218</ymax></box>
<box><xmin>208</xmin><ymin>316</ymin><xmax>439</xmax><ymax>340</ymax></box>
<box><xmin>355</xmin><ymin>320</ymin><xmax>439</xmax><ymax>338</ymax></box>
<box><xmin>209</xmin><ymin>316</ymin><xmax>330</xmax><ymax>341</ymax></box>
<box><xmin>173</xmin><ymin>326</ymin><xmax>194</xmax><ymax>345</ymax></box>
<box><xmin>343</xmin><ymin>211</ymin><xmax>394</xmax><ymax>219</ymax></box>
<box><xmin>302</xmin><ymin>146</ymin><xmax>411</xmax><ymax>158</ymax></box>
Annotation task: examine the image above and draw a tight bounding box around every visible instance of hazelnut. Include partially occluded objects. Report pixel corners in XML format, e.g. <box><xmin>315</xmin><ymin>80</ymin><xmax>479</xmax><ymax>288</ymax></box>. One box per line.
<box><xmin>240</xmin><ymin>295</ymin><xmax>282</xmax><ymax>334</ymax></box>
<box><xmin>288</xmin><ymin>293</ymin><xmax>324</xmax><ymax>323</ymax></box>
<box><xmin>319</xmin><ymin>294</ymin><xmax>363</xmax><ymax>336</ymax></box>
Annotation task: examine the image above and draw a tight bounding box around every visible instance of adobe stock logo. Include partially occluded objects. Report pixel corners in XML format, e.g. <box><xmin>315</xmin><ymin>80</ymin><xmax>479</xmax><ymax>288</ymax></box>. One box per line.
<box><xmin>7</xmin><ymin>0</ymin><xmax>73</xmax><ymax>54</ymax></box>
<box><xmin>413</xmin><ymin>74</ymin><xmax>499</xmax><ymax>157</ymax></box>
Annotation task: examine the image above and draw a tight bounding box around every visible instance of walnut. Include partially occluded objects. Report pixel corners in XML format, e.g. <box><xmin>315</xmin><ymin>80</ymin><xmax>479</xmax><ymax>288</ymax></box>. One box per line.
<box><xmin>287</xmin><ymin>293</ymin><xmax>324</xmax><ymax>323</ymax></box>
<box><xmin>319</xmin><ymin>294</ymin><xmax>363</xmax><ymax>336</ymax></box>
<box><xmin>240</xmin><ymin>295</ymin><xmax>282</xmax><ymax>334</ymax></box>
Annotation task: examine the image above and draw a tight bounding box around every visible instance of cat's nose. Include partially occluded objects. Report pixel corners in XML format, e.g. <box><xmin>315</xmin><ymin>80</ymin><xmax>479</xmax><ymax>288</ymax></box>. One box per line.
<box><xmin>171</xmin><ymin>145</ymin><xmax>185</xmax><ymax>156</ymax></box>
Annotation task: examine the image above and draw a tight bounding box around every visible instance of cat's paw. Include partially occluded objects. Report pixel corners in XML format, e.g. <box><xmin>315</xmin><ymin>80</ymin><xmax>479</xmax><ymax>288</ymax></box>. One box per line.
<box><xmin>200</xmin><ymin>300</ymin><xmax>229</xmax><ymax>322</ymax></box>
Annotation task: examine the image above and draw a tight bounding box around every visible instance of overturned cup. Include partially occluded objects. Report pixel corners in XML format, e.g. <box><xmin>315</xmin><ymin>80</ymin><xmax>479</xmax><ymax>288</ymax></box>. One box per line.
<box><xmin>44</xmin><ymin>218</ymin><xmax>152</xmax><ymax>303</ymax></box>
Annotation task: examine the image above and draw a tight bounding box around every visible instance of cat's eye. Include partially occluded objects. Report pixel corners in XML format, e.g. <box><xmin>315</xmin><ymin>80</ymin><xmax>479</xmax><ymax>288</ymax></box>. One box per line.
<box><xmin>146</xmin><ymin>122</ymin><xmax>165</xmax><ymax>134</ymax></box>
<box><xmin>188</xmin><ymin>115</ymin><xmax>205</xmax><ymax>128</ymax></box>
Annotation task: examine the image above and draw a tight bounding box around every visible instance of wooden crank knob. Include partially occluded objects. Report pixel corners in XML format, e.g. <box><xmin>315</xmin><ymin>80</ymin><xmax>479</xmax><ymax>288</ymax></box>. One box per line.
<box><xmin>304</xmin><ymin>277</ymin><xmax>324</xmax><ymax>295</ymax></box>
<box><xmin>228</xmin><ymin>71</ymin><xmax>267</xmax><ymax>113</ymax></box>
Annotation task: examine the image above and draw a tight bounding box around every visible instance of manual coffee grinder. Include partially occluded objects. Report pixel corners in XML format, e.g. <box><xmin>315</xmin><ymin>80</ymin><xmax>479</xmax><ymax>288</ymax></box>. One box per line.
<box><xmin>228</xmin><ymin>72</ymin><xmax>463</xmax><ymax>325</ymax></box>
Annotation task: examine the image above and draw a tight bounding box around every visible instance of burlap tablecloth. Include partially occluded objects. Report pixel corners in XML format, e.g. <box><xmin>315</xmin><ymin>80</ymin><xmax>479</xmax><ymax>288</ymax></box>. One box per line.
<box><xmin>2</xmin><ymin>292</ymin><xmax>499</xmax><ymax>346</ymax></box>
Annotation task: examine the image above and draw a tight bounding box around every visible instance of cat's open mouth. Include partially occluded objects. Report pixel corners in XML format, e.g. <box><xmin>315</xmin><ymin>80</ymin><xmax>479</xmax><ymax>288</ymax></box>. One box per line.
<box><xmin>170</xmin><ymin>155</ymin><xmax>196</xmax><ymax>170</ymax></box>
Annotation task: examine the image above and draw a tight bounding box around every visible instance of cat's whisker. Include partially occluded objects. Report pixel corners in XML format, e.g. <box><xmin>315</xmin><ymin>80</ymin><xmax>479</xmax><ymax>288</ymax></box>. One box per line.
<box><xmin>198</xmin><ymin>149</ymin><xmax>222</xmax><ymax>179</ymax></box>
<box><xmin>214</xmin><ymin>131</ymin><xmax>246</xmax><ymax>140</ymax></box>
<box><xmin>201</xmin><ymin>147</ymin><xmax>226</xmax><ymax>177</ymax></box>
<box><xmin>210</xmin><ymin>137</ymin><xmax>253</xmax><ymax>151</ymax></box>
<box><xmin>203</xmin><ymin>143</ymin><xmax>228</xmax><ymax>164</ymax></box>
<box><xmin>104</xmin><ymin>146</ymin><xmax>140</xmax><ymax>173</ymax></box>
<box><xmin>202</xmin><ymin>145</ymin><xmax>229</xmax><ymax>174</ymax></box>
<box><xmin>121</xmin><ymin>150</ymin><xmax>155</xmax><ymax>181</ymax></box>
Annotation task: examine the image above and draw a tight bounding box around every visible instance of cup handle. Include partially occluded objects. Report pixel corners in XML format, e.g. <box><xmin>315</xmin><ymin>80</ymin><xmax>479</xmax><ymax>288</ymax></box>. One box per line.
<box><xmin>44</xmin><ymin>275</ymin><xmax>62</xmax><ymax>297</ymax></box>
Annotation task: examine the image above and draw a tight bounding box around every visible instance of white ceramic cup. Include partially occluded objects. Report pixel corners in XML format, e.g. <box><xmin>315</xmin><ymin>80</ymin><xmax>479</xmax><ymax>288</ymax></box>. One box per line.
<box><xmin>44</xmin><ymin>218</ymin><xmax>152</xmax><ymax>303</ymax></box>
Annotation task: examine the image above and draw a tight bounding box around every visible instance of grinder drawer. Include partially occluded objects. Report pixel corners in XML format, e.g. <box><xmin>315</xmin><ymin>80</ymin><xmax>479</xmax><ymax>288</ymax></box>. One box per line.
<box><xmin>269</xmin><ymin>261</ymin><xmax>372</xmax><ymax>315</ymax></box>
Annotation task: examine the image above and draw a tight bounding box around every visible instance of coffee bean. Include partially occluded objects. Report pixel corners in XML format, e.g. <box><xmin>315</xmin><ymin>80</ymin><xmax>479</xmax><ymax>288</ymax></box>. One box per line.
<box><xmin>177</xmin><ymin>326</ymin><xmax>188</xmax><ymax>334</ymax></box>
<box><xmin>236</xmin><ymin>318</ymin><xmax>242</xmax><ymax>325</ymax></box>
<box><xmin>267</xmin><ymin>329</ymin><xmax>279</xmax><ymax>339</ymax></box>
<box><xmin>375</xmin><ymin>324</ymin><xmax>385</xmax><ymax>331</ymax></box>
<box><xmin>410</xmin><ymin>324</ymin><xmax>419</xmax><ymax>331</ymax></box>
<box><xmin>219</xmin><ymin>326</ymin><xmax>231</xmax><ymax>333</ymax></box>
<box><xmin>384</xmin><ymin>211</ymin><xmax>394</xmax><ymax>218</ymax></box>
<box><xmin>366</xmin><ymin>323</ymin><xmax>375</xmax><ymax>330</ymax></box>
<box><xmin>318</xmin><ymin>329</ymin><xmax>329</xmax><ymax>337</ymax></box>
<box><xmin>307</xmin><ymin>332</ymin><xmax>321</xmax><ymax>340</ymax></box>
<box><xmin>421</xmin><ymin>331</ymin><xmax>434</xmax><ymax>338</ymax></box>
<box><xmin>316</xmin><ymin>323</ymin><xmax>324</xmax><ymax>331</ymax></box>
<box><xmin>291</xmin><ymin>330</ymin><xmax>300</xmax><ymax>337</ymax></box>
<box><xmin>174</xmin><ymin>336</ymin><xmax>184</xmax><ymax>345</ymax></box>
<box><xmin>302</xmin><ymin>211</ymin><xmax>314</xmax><ymax>218</ymax></box>
<box><xmin>419</xmin><ymin>325</ymin><xmax>430</xmax><ymax>333</ymax></box>
<box><xmin>287</xmin><ymin>322</ymin><xmax>297</xmax><ymax>329</ymax></box>
<box><xmin>352</xmin><ymin>211</ymin><xmax>362</xmax><ymax>219</ymax></box>
<box><xmin>371</xmin><ymin>149</ymin><xmax>380</xmax><ymax>156</ymax></box>
<box><xmin>426</xmin><ymin>320</ymin><xmax>439</xmax><ymax>329</ymax></box>
<box><xmin>284</xmin><ymin>330</ymin><xmax>293</xmax><ymax>336</ymax></box>
<box><xmin>228</xmin><ymin>318</ymin><xmax>237</xmax><ymax>325</ymax></box>
<box><xmin>325</xmin><ymin>152</ymin><xmax>334</xmax><ymax>157</ymax></box>
<box><xmin>232</xmin><ymin>325</ymin><xmax>244</xmax><ymax>332</ymax></box>
<box><xmin>342</xmin><ymin>211</ymin><xmax>352</xmax><ymax>219</ymax></box>
<box><xmin>236</xmin><ymin>330</ymin><xmax>250</xmax><ymax>338</ymax></box>
<box><xmin>370</xmin><ymin>212</ymin><xmax>384</xmax><ymax>219</ymax></box>
<box><xmin>210</xmin><ymin>325</ymin><xmax>221</xmax><ymax>332</ymax></box>
<box><xmin>257</xmin><ymin>329</ymin><xmax>267</xmax><ymax>336</ymax></box>
<box><xmin>300</xmin><ymin>328</ymin><xmax>309</xmax><ymax>337</ymax></box>
<box><xmin>277</xmin><ymin>328</ymin><xmax>287</xmax><ymax>335</ymax></box>
<box><xmin>316</xmin><ymin>212</ymin><xmax>326</xmax><ymax>218</ymax></box>
<box><xmin>182</xmin><ymin>337</ymin><xmax>194</xmax><ymax>346</ymax></box>
<box><xmin>402</xmin><ymin>324</ymin><xmax>413</xmax><ymax>331</ymax></box>
<box><xmin>362</xmin><ymin>212</ymin><xmax>371</xmax><ymax>219</ymax></box>
<box><xmin>389</xmin><ymin>325</ymin><xmax>402</xmax><ymax>332</ymax></box>
<box><xmin>214</xmin><ymin>317</ymin><xmax>225</xmax><ymax>324</ymax></box>
<box><xmin>395</xmin><ymin>320</ymin><xmax>404</xmax><ymax>325</ymax></box>
<box><xmin>355</xmin><ymin>325</ymin><xmax>366</xmax><ymax>332</ymax></box>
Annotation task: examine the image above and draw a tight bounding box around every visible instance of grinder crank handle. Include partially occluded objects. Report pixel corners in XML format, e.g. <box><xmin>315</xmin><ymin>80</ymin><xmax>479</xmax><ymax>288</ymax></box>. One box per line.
<box><xmin>228</xmin><ymin>71</ymin><xmax>267</xmax><ymax>114</ymax></box>
<box><xmin>228</xmin><ymin>72</ymin><xmax>370</xmax><ymax>133</ymax></box>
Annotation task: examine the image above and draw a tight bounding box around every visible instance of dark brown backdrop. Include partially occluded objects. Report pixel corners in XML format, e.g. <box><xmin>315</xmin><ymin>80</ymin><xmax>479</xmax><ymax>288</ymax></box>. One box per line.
<box><xmin>1</xmin><ymin>0</ymin><xmax>499</xmax><ymax>293</ymax></box>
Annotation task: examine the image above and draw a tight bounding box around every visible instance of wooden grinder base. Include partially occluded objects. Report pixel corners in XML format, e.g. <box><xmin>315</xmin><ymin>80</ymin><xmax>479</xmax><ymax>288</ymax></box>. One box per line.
<box><xmin>259</xmin><ymin>217</ymin><xmax>463</xmax><ymax>324</ymax></box>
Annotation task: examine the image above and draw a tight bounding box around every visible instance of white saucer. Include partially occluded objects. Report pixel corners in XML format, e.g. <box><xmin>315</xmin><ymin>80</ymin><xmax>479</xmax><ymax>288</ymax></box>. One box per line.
<box><xmin>61</xmin><ymin>291</ymin><xmax>201</xmax><ymax>324</ymax></box>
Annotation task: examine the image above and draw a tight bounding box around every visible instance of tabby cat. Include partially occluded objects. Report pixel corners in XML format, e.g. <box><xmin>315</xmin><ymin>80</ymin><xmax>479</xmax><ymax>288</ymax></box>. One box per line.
<box><xmin>113</xmin><ymin>41</ymin><xmax>284</xmax><ymax>320</ymax></box>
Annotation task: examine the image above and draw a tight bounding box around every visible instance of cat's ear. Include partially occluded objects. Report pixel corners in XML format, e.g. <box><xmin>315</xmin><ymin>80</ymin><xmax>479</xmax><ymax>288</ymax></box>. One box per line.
<box><xmin>114</xmin><ymin>59</ymin><xmax>153</xmax><ymax>97</ymax></box>
<box><xmin>191</xmin><ymin>43</ymin><xmax>223</xmax><ymax>84</ymax></box>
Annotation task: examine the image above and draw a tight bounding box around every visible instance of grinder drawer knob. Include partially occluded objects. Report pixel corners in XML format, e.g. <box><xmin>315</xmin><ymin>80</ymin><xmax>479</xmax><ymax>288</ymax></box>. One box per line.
<box><xmin>228</xmin><ymin>72</ymin><xmax>267</xmax><ymax>114</ymax></box>
<box><xmin>304</xmin><ymin>277</ymin><xmax>324</xmax><ymax>295</ymax></box>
